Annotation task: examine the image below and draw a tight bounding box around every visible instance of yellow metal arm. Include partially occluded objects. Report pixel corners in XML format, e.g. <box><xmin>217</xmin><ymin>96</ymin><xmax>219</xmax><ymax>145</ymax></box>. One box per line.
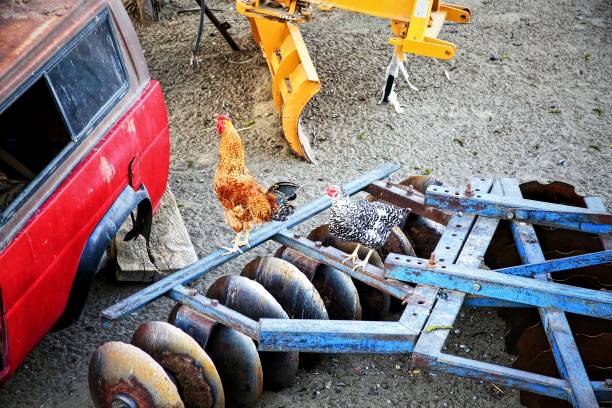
<box><xmin>235</xmin><ymin>0</ymin><xmax>471</xmax><ymax>161</ymax></box>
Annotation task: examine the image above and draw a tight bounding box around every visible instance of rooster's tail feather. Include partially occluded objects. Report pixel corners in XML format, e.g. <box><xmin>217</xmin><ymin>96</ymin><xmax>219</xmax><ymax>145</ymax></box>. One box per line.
<box><xmin>268</xmin><ymin>181</ymin><xmax>299</xmax><ymax>221</ymax></box>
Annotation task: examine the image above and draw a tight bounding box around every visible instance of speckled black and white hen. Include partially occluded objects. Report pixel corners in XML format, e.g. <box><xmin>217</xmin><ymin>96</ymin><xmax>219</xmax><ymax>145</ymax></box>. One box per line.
<box><xmin>326</xmin><ymin>185</ymin><xmax>410</xmax><ymax>270</ymax></box>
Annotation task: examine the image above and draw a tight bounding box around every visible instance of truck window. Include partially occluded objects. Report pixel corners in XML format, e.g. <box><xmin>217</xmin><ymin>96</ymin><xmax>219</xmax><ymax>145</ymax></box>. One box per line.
<box><xmin>0</xmin><ymin>11</ymin><xmax>128</xmax><ymax>221</ymax></box>
<box><xmin>47</xmin><ymin>15</ymin><xmax>128</xmax><ymax>137</ymax></box>
<box><xmin>0</xmin><ymin>78</ymin><xmax>71</xmax><ymax>213</ymax></box>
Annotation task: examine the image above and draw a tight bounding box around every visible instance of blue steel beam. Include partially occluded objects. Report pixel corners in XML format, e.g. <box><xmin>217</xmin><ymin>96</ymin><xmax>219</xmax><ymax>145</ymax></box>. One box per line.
<box><xmin>424</xmin><ymin>185</ymin><xmax>612</xmax><ymax>234</ymax></box>
<box><xmin>169</xmin><ymin>285</ymin><xmax>259</xmax><ymax>339</ymax></box>
<box><xmin>385</xmin><ymin>255</ymin><xmax>612</xmax><ymax>319</ymax></box>
<box><xmin>496</xmin><ymin>249</ymin><xmax>612</xmax><ymax>277</ymax></box>
<box><xmin>101</xmin><ymin>163</ymin><xmax>400</xmax><ymax>322</ymax></box>
<box><xmin>258</xmin><ymin>319</ymin><xmax>417</xmax><ymax>353</ymax></box>
<box><xmin>410</xmin><ymin>180</ymin><xmax>503</xmax><ymax>368</ymax></box>
<box><xmin>399</xmin><ymin>178</ymin><xmax>496</xmax><ymax>368</ymax></box>
<box><xmin>502</xmin><ymin>177</ymin><xmax>599</xmax><ymax>408</ymax></box>
<box><xmin>430</xmin><ymin>354</ymin><xmax>611</xmax><ymax>403</ymax></box>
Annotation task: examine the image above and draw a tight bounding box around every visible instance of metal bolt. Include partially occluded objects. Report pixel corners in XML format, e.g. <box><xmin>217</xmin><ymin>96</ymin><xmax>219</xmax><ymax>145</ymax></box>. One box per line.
<box><xmin>428</xmin><ymin>253</ymin><xmax>437</xmax><ymax>266</ymax></box>
<box><xmin>406</xmin><ymin>185</ymin><xmax>414</xmax><ymax>195</ymax></box>
<box><xmin>293</xmin><ymin>231</ymin><xmax>301</xmax><ymax>239</ymax></box>
<box><xmin>188</xmin><ymin>288</ymin><xmax>197</xmax><ymax>296</ymax></box>
<box><xmin>315</xmin><ymin>240</ymin><xmax>322</xmax><ymax>248</ymax></box>
<box><xmin>210</xmin><ymin>299</ymin><xmax>219</xmax><ymax>307</ymax></box>
<box><xmin>464</xmin><ymin>183</ymin><xmax>474</xmax><ymax>197</ymax></box>
<box><xmin>386</xmin><ymin>179</ymin><xmax>393</xmax><ymax>188</ymax></box>
<box><xmin>605</xmin><ymin>379</ymin><xmax>612</xmax><ymax>388</ymax></box>
<box><xmin>505</xmin><ymin>211</ymin><xmax>515</xmax><ymax>220</ymax></box>
<box><xmin>457</xmin><ymin>212</ymin><xmax>463</xmax><ymax>217</ymax></box>
<box><xmin>473</xmin><ymin>283</ymin><xmax>481</xmax><ymax>291</ymax></box>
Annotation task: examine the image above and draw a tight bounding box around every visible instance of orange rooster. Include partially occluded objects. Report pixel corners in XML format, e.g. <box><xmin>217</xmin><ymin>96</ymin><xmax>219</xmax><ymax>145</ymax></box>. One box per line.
<box><xmin>214</xmin><ymin>114</ymin><xmax>298</xmax><ymax>254</ymax></box>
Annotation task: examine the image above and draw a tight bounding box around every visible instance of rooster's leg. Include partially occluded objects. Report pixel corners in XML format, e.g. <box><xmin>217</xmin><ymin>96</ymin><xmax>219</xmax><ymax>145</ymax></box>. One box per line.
<box><xmin>237</xmin><ymin>223</ymin><xmax>251</xmax><ymax>248</ymax></box>
<box><xmin>341</xmin><ymin>244</ymin><xmax>361</xmax><ymax>265</ymax></box>
<box><xmin>221</xmin><ymin>231</ymin><xmax>244</xmax><ymax>255</ymax></box>
<box><xmin>351</xmin><ymin>248</ymin><xmax>374</xmax><ymax>272</ymax></box>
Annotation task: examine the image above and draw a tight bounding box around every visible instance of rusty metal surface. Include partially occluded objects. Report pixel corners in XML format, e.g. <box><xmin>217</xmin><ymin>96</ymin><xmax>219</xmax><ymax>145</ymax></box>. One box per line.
<box><xmin>168</xmin><ymin>304</ymin><xmax>217</xmax><ymax>350</ymax></box>
<box><xmin>276</xmin><ymin>246</ymin><xmax>362</xmax><ymax>320</ymax></box>
<box><xmin>1</xmin><ymin>0</ymin><xmax>89</xmax><ymax>101</ymax></box>
<box><xmin>206</xmin><ymin>275</ymin><xmax>299</xmax><ymax>390</ymax></box>
<box><xmin>169</xmin><ymin>305</ymin><xmax>264</xmax><ymax>408</ymax></box>
<box><xmin>131</xmin><ymin>321</ymin><xmax>225</xmax><ymax>408</ymax></box>
<box><xmin>366</xmin><ymin>180</ymin><xmax>451</xmax><ymax>225</ymax></box>
<box><xmin>88</xmin><ymin>341</ymin><xmax>184</xmax><ymax>408</ymax></box>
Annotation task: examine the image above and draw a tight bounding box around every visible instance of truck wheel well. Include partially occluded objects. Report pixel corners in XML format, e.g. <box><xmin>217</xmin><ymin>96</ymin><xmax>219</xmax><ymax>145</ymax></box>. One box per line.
<box><xmin>52</xmin><ymin>185</ymin><xmax>152</xmax><ymax>331</ymax></box>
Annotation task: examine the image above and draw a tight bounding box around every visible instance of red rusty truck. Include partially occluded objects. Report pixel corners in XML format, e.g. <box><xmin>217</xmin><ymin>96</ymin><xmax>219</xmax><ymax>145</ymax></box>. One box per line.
<box><xmin>0</xmin><ymin>0</ymin><xmax>170</xmax><ymax>381</ymax></box>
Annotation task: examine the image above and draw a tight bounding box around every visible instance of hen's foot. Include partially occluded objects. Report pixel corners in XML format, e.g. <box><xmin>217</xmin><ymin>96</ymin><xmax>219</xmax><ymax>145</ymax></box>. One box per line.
<box><xmin>341</xmin><ymin>244</ymin><xmax>361</xmax><ymax>265</ymax></box>
<box><xmin>351</xmin><ymin>249</ymin><xmax>374</xmax><ymax>271</ymax></box>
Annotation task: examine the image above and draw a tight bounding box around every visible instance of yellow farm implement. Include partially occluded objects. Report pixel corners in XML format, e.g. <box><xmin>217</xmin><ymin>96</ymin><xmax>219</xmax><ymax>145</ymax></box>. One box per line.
<box><xmin>204</xmin><ymin>0</ymin><xmax>471</xmax><ymax>162</ymax></box>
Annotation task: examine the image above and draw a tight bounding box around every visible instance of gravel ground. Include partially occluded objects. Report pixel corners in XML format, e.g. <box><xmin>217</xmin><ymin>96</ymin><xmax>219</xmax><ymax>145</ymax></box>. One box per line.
<box><xmin>1</xmin><ymin>0</ymin><xmax>610</xmax><ymax>406</ymax></box>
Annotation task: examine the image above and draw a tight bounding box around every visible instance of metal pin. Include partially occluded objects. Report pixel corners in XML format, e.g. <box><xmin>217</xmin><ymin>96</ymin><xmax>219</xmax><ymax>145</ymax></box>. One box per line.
<box><xmin>315</xmin><ymin>240</ymin><xmax>322</xmax><ymax>248</ymax></box>
<box><xmin>407</xmin><ymin>185</ymin><xmax>414</xmax><ymax>195</ymax></box>
<box><xmin>294</xmin><ymin>232</ymin><xmax>301</xmax><ymax>239</ymax></box>
<box><xmin>505</xmin><ymin>211</ymin><xmax>515</xmax><ymax>220</ymax></box>
<box><xmin>464</xmin><ymin>183</ymin><xmax>474</xmax><ymax>197</ymax></box>
<box><xmin>473</xmin><ymin>283</ymin><xmax>481</xmax><ymax>291</ymax></box>
<box><xmin>210</xmin><ymin>299</ymin><xmax>219</xmax><ymax>306</ymax></box>
<box><xmin>428</xmin><ymin>253</ymin><xmax>437</xmax><ymax>266</ymax></box>
<box><xmin>386</xmin><ymin>179</ymin><xmax>393</xmax><ymax>187</ymax></box>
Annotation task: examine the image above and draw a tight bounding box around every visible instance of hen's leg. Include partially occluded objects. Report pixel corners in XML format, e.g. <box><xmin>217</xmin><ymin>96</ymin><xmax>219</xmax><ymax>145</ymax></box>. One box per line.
<box><xmin>221</xmin><ymin>231</ymin><xmax>244</xmax><ymax>255</ymax></box>
<box><xmin>341</xmin><ymin>244</ymin><xmax>361</xmax><ymax>265</ymax></box>
<box><xmin>352</xmin><ymin>248</ymin><xmax>374</xmax><ymax>271</ymax></box>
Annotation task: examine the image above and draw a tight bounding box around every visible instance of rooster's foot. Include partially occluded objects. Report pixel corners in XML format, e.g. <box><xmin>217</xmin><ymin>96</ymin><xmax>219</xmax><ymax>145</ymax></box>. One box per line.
<box><xmin>221</xmin><ymin>242</ymin><xmax>244</xmax><ymax>256</ymax></box>
<box><xmin>221</xmin><ymin>243</ymin><xmax>243</xmax><ymax>255</ymax></box>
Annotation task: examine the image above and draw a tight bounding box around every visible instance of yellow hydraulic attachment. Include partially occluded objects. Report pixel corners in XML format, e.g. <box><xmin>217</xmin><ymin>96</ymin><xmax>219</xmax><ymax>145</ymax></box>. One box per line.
<box><xmin>236</xmin><ymin>0</ymin><xmax>471</xmax><ymax>162</ymax></box>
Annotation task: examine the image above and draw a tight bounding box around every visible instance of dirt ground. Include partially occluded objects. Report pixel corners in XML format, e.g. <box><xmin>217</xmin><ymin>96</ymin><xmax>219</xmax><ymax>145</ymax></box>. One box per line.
<box><xmin>1</xmin><ymin>0</ymin><xmax>610</xmax><ymax>406</ymax></box>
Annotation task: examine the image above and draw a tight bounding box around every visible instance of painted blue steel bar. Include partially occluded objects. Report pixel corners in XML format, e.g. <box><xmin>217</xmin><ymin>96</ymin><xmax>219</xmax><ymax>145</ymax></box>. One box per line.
<box><xmin>424</xmin><ymin>185</ymin><xmax>612</xmax><ymax>234</ymax></box>
<box><xmin>463</xmin><ymin>297</ymin><xmax>530</xmax><ymax>308</ymax></box>
<box><xmin>495</xmin><ymin>249</ymin><xmax>612</xmax><ymax>277</ymax></box>
<box><xmin>410</xmin><ymin>180</ymin><xmax>503</xmax><ymax>366</ymax></box>
<box><xmin>169</xmin><ymin>285</ymin><xmax>259</xmax><ymax>340</ymax></box>
<box><xmin>101</xmin><ymin>163</ymin><xmax>400</xmax><ymax>322</ymax></box>
<box><xmin>502</xmin><ymin>177</ymin><xmax>599</xmax><ymax>408</ymax></box>
<box><xmin>258</xmin><ymin>319</ymin><xmax>417</xmax><ymax>353</ymax></box>
<box><xmin>385</xmin><ymin>255</ymin><xmax>612</xmax><ymax>319</ymax></box>
<box><xmin>431</xmin><ymin>354</ymin><xmax>612</xmax><ymax>403</ymax></box>
<box><xmin>399</xmin><ymin>178</ymin><xmax>496</xmax><ymax>362</ymax></box>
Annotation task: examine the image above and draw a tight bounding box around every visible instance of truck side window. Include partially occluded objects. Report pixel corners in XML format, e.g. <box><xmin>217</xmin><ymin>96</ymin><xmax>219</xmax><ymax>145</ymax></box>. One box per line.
<box><xmin>47</xmin><ymin>15</ymin><xmax>127</xmax><ymax>137</ymax></box>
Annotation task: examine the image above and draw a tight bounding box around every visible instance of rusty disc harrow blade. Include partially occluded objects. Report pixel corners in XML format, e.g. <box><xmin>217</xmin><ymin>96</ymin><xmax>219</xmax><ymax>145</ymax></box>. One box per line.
<box><xmin>89</xmin><ymin>341</ymin><xmax>184</xmax><ymax>408</ymax></box>
<box><xmin>131</xmin><ymin>321</ymin><xmax>225</xmax><ymax>408</ymax></box>
<box><xmin>275</xmin><ymin>246</ymin><xmax>362</xmax><ymax>320</ymax></box>
<box><xmin>207</xmin><ymin>275</ymin><xmax>299</xmax><ymax>390</ymax></box>
<box><xmin>169</xmin><ymin>305</ymin><xmax>263</xmax><ymax>408</ymax></box>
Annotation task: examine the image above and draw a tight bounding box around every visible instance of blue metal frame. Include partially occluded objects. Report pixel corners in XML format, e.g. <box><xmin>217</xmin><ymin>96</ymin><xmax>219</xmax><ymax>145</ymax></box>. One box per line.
<box><xmin>424</xmin><ymin>185</ymin><xmax>612</xmax><ymax>234</ymax></box>
<box><xmin>101</xmin><ymin>167</ymin><xmax>611</xmax><ymax>406</ymax></box>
